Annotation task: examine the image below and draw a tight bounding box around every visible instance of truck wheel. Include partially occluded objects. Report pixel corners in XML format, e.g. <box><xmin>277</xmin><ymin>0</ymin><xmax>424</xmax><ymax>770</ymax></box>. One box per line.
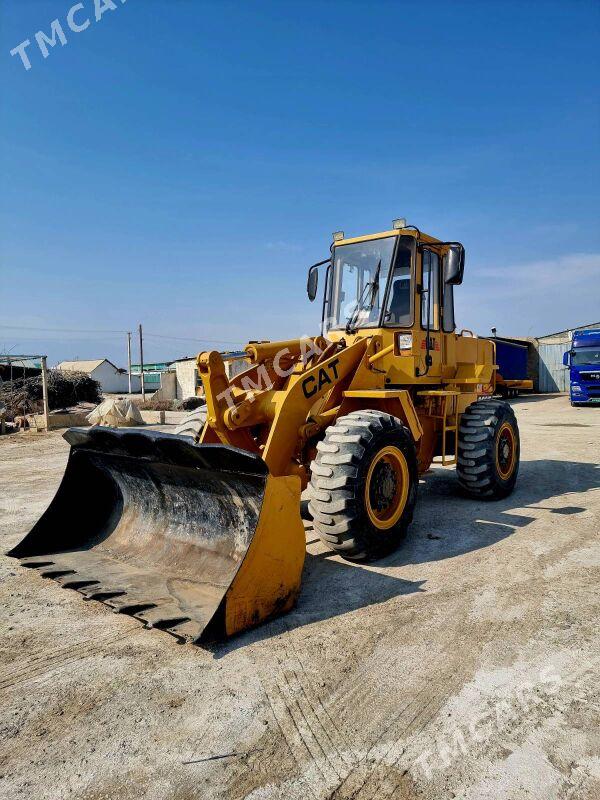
<box><xmin>457</xmin><ymin>400</ymin><xmax>520</xmax><ymax>499</ymax></box>
<box><xmin>308</xmin><ymin>410</ymin><xmax>418</xmax><ymax>561</ymax></box>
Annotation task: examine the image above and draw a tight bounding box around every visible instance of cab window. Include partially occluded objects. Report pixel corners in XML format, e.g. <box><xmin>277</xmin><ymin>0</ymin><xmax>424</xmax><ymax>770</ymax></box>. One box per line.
<box><xmin>442</xmin><ymin>280</ymin><xmax>455</xmax><ymax>332</ymax></box>
<box><xmin>421</xmin><ymin>249</ymin><xmax>440</xmax><ymax>330</ymax></box>
<box><xmin>329</xmin><ymin>237</ymin><xmax>396</xmax><ymax>329</ymax></box>
<box><xmin>383</xmin><ymin>240</ymin><xmax>413</xmax><ymax>327</ymax></box>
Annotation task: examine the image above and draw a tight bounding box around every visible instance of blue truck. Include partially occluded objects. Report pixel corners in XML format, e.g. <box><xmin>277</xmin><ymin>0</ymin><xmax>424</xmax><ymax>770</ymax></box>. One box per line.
<box><xmin>563</xmin><ymin>329</ymin><xmax>600</xmax><ymax>405</ymax></box>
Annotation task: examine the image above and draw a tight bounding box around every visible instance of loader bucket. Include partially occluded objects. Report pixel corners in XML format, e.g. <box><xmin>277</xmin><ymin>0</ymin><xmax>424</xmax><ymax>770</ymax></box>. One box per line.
<box><xmin>8</xmin><ymin>428</ymin><xmax>306</xmax><ymax>643</ymax></box>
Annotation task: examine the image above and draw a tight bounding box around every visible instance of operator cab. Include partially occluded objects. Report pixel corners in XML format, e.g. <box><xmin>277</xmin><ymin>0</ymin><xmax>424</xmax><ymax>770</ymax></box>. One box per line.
<box><xmin>306</xmin><ymin>223</ymin><xmax>464</xmax><ymax>335</ymax></box>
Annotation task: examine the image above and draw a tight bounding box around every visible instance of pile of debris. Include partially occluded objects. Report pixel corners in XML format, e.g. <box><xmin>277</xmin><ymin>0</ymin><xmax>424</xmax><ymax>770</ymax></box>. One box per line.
<box><xmin>0</xmin><ymin>370</ymin><xmax>101</xmax><ymax>422</ymax></box>
<box><xmin>87</xmin><ymin>398</ymin><xmax>144</xmax><ymax>427</ymax></box>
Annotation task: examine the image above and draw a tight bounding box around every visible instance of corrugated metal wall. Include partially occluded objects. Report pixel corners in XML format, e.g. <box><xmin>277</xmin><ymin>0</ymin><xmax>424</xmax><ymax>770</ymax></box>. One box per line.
<box><xmin>538</xmin><ymin>342</ymin><xmax>570</xmax><ymax>392</ymax></box>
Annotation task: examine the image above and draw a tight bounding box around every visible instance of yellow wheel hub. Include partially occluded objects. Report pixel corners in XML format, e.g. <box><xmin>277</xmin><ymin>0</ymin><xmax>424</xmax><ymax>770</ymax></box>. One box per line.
<box><xmin>365</xmin><ymin>446</ymin><xmax>409</xmax><ymax>530</ymax></box>
<box><xmin>496</xmin><ymin>422</ymin><xmax>516</xmax><ymax>479</ymax></box>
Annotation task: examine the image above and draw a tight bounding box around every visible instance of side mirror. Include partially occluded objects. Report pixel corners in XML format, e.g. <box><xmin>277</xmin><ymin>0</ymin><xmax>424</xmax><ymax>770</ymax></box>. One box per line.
<box><xmin>307</xmin><ymin>265</ymin><xmax>319</xmax><ymax>302</ymax></box>
<box><xmin>562</xmin><ymin>351</ymin><xmax>570</xmax><ymax>367</ymax></box>
<box><xmin>444</xmin><ymin>244</ymin><xmax>465</xmax><ymax>285</ymax></box>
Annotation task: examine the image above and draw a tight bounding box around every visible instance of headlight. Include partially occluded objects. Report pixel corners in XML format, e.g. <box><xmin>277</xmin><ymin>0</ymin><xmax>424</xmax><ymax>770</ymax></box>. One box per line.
<box><xmin>397</xmin><ymin>333</ymin><xmax>413</xmax><ymax>351</ymax></box>
<box><xmin>572</xmin><ymin>385</ymin><xmax>582</xmax><ymax>392</ymax></box>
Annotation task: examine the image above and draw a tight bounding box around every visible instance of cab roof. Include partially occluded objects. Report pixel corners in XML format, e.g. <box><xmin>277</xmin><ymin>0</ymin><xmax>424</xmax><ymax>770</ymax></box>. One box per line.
<box><xmin>335</xmin><ymin>228</ymin><xmax>441</xmax><ymax>246</ymax></box>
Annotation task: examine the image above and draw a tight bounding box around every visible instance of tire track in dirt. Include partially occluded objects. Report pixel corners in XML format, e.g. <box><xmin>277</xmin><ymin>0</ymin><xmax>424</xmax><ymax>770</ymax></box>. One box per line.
<box><xmin>366</xmin><ymin>622</ymin><xmax>524</xmax><ymax>800</ymax></box>
<box><xmin>238</xmin><ymin>620</ymin><xmax>464</xmax><ymax>800</ymax></box>
<box><xmin>327</xmin><ymin>618</ymin><xmax>510</xmax><ymax>800</ymax></box>
<box><xmin>227</xmin><ymin>623</ymin><xmax>356</xmax><ymax>799</ymax></box>
<box><xmin>329</xmin><ymin>671</ymin><xmax>462</xmax><ymax>800</ymax></box>
<box><xmin>281</xmin><ymin>627</ymin><xmax>357</xmax><ymax>769</ymax></box>
<box><xmin>263</xmin><ymin>631</ymin><xmax>347</xmax><ymax>792</ymax></box>
<box><xmin>238</xmin><ymin>623</ymin><xmax>455</xmax><ymax>800</ymax></box>
<box><xmin>230</xmin><ymin>552</ymin><xmax>558</xmax><ymax>798</ymax></box>
<box><xmin>0</xmin><ymin>627</ymin><xmax>138</xmax><ymax>693</ymax></box>
<box><xmin>0</xmin><ymin>678</ymin><xmax>108</xmax><ymax>770</ymax></box>
<box><xmin>327</xmin><ymin>548</ymin><xmax>559</xmax><ymax>800</ymax></box>
<box><xmin>366</xmin><ymin>615</ymin><xmax>549</xmax><ymax>800</ymax></box>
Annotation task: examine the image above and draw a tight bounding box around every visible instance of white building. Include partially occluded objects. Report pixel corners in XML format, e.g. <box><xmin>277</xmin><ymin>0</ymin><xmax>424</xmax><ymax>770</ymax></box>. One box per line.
<box><xmin>172</xmin><ymin>352</ymin><xmax>249</xmax><ymax>401</ymax></box>
<box><xmin>56</xmin><ymin>359</ymin><xmax>141</xmax><ymax>394</ymax></box>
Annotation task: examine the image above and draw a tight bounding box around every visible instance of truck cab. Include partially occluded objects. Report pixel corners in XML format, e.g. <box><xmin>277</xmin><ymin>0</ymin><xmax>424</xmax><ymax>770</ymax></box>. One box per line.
<box><xmin>563</xmin><ymin>329</ymin><xmax>600</xmax><ymax>405</ymax></box>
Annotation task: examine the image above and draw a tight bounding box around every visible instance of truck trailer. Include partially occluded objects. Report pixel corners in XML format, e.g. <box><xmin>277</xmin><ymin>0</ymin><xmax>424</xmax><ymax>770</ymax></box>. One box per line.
<box><xmin>491</xmin><ymin>337</ymin><xmax>533</xmax><ymax>398</ymax></box>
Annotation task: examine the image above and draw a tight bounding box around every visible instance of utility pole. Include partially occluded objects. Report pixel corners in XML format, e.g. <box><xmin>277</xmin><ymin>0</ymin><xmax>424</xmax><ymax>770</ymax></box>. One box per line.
<box><xmin>127</xmin><ymin>332</ymin><xmax>132</xmax><ymax>394</ymax></box>
<box><xmin>41</xmin><ymin>356</ymin><xmax>50</xmax><ymax>431</ymax></box>
<box><xmin>138</xmin><ymin>324</ymin><xmax>145</xmax><ymax>400</ymax></box>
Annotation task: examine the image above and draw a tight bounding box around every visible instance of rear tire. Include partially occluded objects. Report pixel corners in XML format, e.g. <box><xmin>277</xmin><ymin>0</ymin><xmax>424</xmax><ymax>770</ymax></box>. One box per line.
<box><xmin>308</xmin><ymin>410</ymin><xmax>418</xmax><ymax>561</ymax></box>
<box><xmin>457</xmin><ymin>399</ymin><xmax>519</xmax><ymax>499</ymax></box>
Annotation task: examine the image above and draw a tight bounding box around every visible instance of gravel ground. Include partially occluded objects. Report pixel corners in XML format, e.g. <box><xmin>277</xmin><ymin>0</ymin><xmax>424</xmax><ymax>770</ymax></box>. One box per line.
<box><xmin>0</xmin><ymin>395</ymin><xmax>598</xmax><ymax>800</ymax></box>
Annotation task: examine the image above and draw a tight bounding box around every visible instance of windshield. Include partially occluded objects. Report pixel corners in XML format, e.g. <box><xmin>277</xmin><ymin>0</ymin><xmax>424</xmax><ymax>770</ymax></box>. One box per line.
<box><xmin>572</xmin><ymin>347</ymin><xmax>600</xmax><ymax>366</ymax></box>
<box><xmin>328</xmin><ymin>237</ymin><xmax>396</xmax><ymax>330</ymax></box>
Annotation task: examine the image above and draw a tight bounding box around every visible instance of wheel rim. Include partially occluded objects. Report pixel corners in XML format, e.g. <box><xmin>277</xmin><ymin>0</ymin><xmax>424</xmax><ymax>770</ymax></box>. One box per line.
<box><xmin>495</xmin><ymin>422</ymin><xmax>516</xmax><ymax>479</ymax></box>
<box><xmin>365</xmin><ymin>446</ymin><xmax>409</xmax><ymax>530</ymax></box>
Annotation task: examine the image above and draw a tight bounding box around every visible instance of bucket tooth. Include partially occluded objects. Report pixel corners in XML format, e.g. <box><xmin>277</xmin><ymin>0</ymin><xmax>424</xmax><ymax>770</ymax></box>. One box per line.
<box><xmin>21</xmin><ymin>559</ymin><xmax>55</xmax><ymax>569</ymax></box>
<box><xmin>60</xmin><ymin>578</ymin><xmax>100</xmax><ymax>590</ymax></box>
<box><xmin>133</xmin><ymin>605</ymin><xmax>189</xmax><ymax>629</ymax></box>
<box><xmin>114</xmin><ymin>603</ymin><xmax>157</xmax><ymax>616</ymax></box>
<box><xmin>82</xmin><ymin>587</ymin><xmax>126</xmax><ymax>601</ymax></box>
<box><xmin>150</xmin><ymin>617</ymin><xmax>192</xmax><ymax>631</ymax></box>
<box><xmin>40</xmin><ymin>568</ymin><xmax>76</xmax><ymax>579</ymax></box>
<box><xmin>106</xmin><ymin>597</ymin><xmax>157</xmax><ymax>615</ymax></box>
<box><xmin>162</xmin><ymin>619</ymin><xmax>205</xmax><ymax>643</ymax></box>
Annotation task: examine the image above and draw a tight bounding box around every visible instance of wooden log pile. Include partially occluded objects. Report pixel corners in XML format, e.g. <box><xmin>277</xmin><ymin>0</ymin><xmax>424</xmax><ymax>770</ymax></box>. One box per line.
<box><xmin>0</xmin><ymin>370</ymin><xmax>101</xmax><ymax>421</ymax></box>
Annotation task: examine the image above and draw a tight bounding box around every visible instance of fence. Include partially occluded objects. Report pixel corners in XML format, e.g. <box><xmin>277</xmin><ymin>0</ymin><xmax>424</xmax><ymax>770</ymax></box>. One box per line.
<box><xmin>0</xmin><ymin>353</ymin><xmax>50</xmax><ymax>429</ymax></box>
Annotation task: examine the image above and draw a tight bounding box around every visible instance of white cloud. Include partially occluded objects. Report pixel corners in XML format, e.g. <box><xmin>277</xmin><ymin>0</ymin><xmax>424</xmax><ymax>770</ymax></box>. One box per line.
<box><xmin>477</xmin><ymin>252</ymin><xmax>600</xmax><ymax>287</ymax></box>
<box><xmin>456</xmin><ymin>252</ymin><xmax>600</xmax><ymax>338</ymax></box>
<box><xmin>265</xmin><ymin>240</ymin><xmax>304</xmax><ymax>253</ymax></box>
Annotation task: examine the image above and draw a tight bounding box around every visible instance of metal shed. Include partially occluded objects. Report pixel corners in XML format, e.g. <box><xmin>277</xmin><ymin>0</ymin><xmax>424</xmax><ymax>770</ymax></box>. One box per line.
<box><xmin>538</xmin><ymin>342</ymin><xmax>569</xmax><ymax>392</ymax></box>
<box><xmin>536</xmin><ymin>322</ymin><xmax>600</xmax><ymax>393</ymax></box>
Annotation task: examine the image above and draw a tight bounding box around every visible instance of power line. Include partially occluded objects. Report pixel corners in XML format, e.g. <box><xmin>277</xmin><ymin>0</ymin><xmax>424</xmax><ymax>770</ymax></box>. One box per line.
<box><xmin>0</xmin><ymin>324</ymin><xmax>127</xmax><ymax>334</ymax></box>
<box><xmin>144</xmin><ymin>332</ymin><xmax>244</xmax><ymax>345</ymax></box>
<box><xmin>0</xmin><ymin>325</ymin><xmax>244</xmax><ymax>346</ymax></box>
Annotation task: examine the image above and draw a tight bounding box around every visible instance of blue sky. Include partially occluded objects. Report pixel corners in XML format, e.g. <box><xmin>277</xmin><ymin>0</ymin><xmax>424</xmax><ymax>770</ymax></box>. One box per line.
<box><xmin>1</xmin><ymin>0</ymin><xmax>599</xmax><ymax>367</ymax></box>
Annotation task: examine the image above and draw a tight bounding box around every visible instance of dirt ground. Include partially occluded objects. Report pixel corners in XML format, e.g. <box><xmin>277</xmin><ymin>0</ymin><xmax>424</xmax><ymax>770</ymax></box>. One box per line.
<box><xmin>0</xmin><ymin>395</ymin><xmax>598</xmax><ymax>800</ymax></box>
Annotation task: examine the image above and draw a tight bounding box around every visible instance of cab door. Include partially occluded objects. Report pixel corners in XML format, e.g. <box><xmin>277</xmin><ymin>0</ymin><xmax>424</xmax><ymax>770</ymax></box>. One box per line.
<box><xmin>441</xmin><ymin>255</ymin><xmax>457</xmax><ymax>377</ymax></box>
<box><xmin>419</xmin><ymin>248</ymin><xmax>442</xmax><ymax>377</ymax></box>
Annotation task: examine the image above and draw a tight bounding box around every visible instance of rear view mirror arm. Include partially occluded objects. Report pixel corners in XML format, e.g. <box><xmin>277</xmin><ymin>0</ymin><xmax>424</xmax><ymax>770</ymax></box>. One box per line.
<box><xmin>307</xmin><ymin>257</ymin><xmax>331</xmax><ymax>302</ymax></box>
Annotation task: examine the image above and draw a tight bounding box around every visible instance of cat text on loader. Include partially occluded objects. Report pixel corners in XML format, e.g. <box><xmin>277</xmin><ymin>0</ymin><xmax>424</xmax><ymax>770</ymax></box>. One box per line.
<box><xmin>10</xmin><ymin>222</ymin><xmax>521</xmax><ymax>644</ymax></box>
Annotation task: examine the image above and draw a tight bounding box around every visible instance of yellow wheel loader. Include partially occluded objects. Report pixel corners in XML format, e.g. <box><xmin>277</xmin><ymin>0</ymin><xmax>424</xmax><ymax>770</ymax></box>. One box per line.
<box><xmin>10</xmin><ymin>222</ymin><xmax>521</xmax><ymax>643</ymax></box>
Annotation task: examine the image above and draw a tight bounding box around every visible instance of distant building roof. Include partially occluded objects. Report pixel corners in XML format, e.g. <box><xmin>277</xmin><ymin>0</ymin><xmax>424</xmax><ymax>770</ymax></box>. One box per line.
<box><xmin>537</xmin><ymin>321</ymin><xmax>600</xmax><ymax>341</ymax></box>
<box><xmin>56</xmin><ymin>358</ymin><xmax>121</xmax><ymax>374</ymax></box>
<box><xmin>131</xmin><ymin>362</ymin><xmax>173</xmax><ymax>372</ymax></box>
<box><xmin>0</xmin><ymin>356</ymin><xmax>42</xmax><ymax>369</ymax></box>
<box><xmin>170</xmin><ymin>350</ymin><xmax>247</xmax><ymax>365</ymax></box>
<box><xmin>169</xmin><ymin>356</ymin><xmax>195</xmax><ymax>364</ymax></box>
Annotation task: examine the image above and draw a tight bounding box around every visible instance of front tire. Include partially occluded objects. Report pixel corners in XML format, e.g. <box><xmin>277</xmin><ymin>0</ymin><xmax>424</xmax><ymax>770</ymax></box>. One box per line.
<box><xmin>308</xmin><ymin>410</ymin><xmax>418</xmax><ymax>560</ymax></box>
<box><xmin>457</xmin><ymin>400</ymin><xmax>520</xmax><ymax>499</ymax></box>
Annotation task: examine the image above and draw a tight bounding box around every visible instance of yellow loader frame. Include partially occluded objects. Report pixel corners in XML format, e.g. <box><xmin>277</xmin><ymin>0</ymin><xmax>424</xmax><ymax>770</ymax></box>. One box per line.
<box><xmin>191</xmin><ymin>226</ymin><xmax>511</xmax><ymax>637</ymax></box>
<box><xmin>197</xmin><ymin>227</ymin><xmax>496</xmax><ymax>481</ymax></box>
<box><xmin>11</xmin><ymin>224</ymin><xmax>520</xmax><ymax>644</ymax></box>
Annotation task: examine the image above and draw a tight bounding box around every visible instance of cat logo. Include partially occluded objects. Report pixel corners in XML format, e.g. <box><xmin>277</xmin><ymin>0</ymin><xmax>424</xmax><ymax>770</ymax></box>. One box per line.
<box><xmin>302</xmin><ymin>358</ymin><xmax>341</xmax><ymax>399</ymax></box>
